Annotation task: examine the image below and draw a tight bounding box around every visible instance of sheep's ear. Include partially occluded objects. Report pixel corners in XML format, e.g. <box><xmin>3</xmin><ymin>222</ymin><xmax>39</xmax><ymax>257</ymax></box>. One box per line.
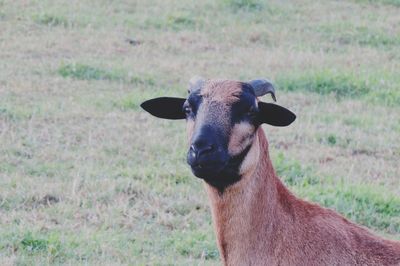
<box><xmin>257</xmin><ymin>102</ymin><xmax>296</xmax><ymax>127</ymax></box>
<box><xmin>141</xmin><ymin>97</ymin><xmax>186</xmax><ymax>120</ymax></box>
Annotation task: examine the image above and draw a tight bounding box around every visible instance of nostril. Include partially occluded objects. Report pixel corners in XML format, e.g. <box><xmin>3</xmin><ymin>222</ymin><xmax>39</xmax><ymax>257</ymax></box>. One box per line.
<box><xmin>189</xmin><ymin>145</ymin><xmax>197</xmax><ymax>157</ymax></box>
<box><xmin>190</xmin><ymin>142</ymin><xmax>215</xmax><ymax>158</ymax></box>
<box><xmin>204</xmin><ymin>144</ymin><xmax>214</xmax><ymax>152</ymax></box>
<box><xmin>198</xmin><ymin>144</ymin><xmax>214</xmax><ymax>156</ymax></box>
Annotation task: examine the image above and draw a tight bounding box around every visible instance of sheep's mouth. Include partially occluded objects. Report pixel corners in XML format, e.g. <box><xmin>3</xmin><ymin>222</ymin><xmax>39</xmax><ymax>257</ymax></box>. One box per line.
<box><xmin>190</xmin><ymin>161</ymin><xmax>228</xmax><ymax>179</ymax></box>
<box><xmin>188</xmin><ymin>145</ymin><xmax>252</xmax><ymax>191</ymax></box>
<box><xmin>189</xmin><ymin>154</ymin><xmax>243</xmax><ymax>186</ymax></box>
<box><xmin>191</xmin><ymin>160</ymin><xmax>243</xmax><ymax>192</ymax></box>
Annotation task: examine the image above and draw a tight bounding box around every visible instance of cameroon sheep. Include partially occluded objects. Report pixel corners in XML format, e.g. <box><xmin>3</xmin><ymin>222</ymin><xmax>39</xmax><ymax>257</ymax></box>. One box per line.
<box><xmin>141</xmin><ymin>77</ymin><xmax>400</xmax><ymax>266</ymax></box>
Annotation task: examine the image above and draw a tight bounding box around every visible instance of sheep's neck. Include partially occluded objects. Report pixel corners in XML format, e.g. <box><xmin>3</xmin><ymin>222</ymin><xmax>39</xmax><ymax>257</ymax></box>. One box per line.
<box><xmin>205</xmin><ymin>129</ymin><xmax>295</xmax><ymax>265</ymax></box>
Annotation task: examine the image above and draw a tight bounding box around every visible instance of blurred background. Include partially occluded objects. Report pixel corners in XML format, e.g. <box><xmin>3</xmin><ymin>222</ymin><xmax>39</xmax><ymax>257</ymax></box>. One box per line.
<box><xmin>0</xmin><ymin>0</ymin><xmax>399</xmax><ymax>265</ymax></box>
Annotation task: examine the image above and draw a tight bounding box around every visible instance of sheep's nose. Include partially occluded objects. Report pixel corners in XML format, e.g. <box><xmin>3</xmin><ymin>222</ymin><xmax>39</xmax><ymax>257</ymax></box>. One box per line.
<box><xmin>187</xmin><ymin>125</ymin><xmax>222</xmax><ymax>168</ymax></box>
<box><xmin>190</xmin><ymin>140</ymin><xmax>215</xmax><ymax>159</ymax></box>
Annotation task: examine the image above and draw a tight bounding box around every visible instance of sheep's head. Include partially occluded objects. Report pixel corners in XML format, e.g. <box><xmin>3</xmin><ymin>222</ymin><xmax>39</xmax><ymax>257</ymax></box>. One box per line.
<box><xmin>141</xmin><ymin>77</ymin><xmax>295</xmax><ymax>191</ymax></box>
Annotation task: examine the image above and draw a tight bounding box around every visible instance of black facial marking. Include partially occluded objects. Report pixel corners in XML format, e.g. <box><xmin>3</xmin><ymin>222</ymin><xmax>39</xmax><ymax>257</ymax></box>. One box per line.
<box><xmin>202</xmin><ymin>144</ymin><xmax>252</xmax><ymax>193</ymax></box>
<box><xmin>190</xmin><ymin>84</ymin><xmax>260</xmax><ymax>193</ymax></box>
<box><xmin>184</xmin><ymin>91</ymin><xmax>202</xmax><ymax>118</ymax></box>
<box><xmin>231</xmin><ymin>88</ymin><xmax>259</xmax><ymax>126</ymax></box>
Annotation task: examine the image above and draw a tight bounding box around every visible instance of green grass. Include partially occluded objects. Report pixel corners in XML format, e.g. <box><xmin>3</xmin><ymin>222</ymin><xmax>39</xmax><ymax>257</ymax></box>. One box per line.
<box><xmin>223</xmin><ymin>0</ymin><xmax>264</xmax><ymax>11</ymax></box>
<box><xmin>58</xmin><ymin>64</ymin><xmax>120</xmax><ymax>81</ymax></box>
<box><xmin>317</xmin><ymin>23</ymin><xmax>400</xmax><ymax>48</ymax></box>
<box><xmin>0</xmin><ymin>107</ymin><xmax>32</xmax><ymax>121</ymax></box>
<box><xmin>356</xmin><ymin>0</ymin><xmax>400</xmax><ymax>7</ymax></box>
<box><xmin>33</xmin><ymin>14</ymin><xmax>70</xmax><ymax>27</ymax></box>
<box><xmin>58</xmin><ymin>64</ymin><xmax>120</xmax><ymax>82</ymax></box>
<box><xmin>167</xmin><ymin>229</ymin><xmax>219</xmax><ymax>259</ymax></box>
<box><xmin>20</xmin><ymin>235</ymin><xmax>49</xmax><ymax>253</ymax></box>
<box><xmin>276</xmin><ymin>70</ymin><xmax>371</xmax><ymax>98</ymax></box>
<box><xmin>0</xmin><ymin>0</ymin><xmax>399</xmax><ymax>264</ymax></box>
<box><xmin>58</xmin><ymin>63</ymin><xmax>156</xmax><ymax>86</ymax></box>
<box><xmin>276</xmin><ymin>70</ymin><xmax>400</xmax><ymax>106</ymax></box>
<box><xmin>166</xmin><ymin>12</ymin><xmax>197</xmax><ymax>30</ymax></box>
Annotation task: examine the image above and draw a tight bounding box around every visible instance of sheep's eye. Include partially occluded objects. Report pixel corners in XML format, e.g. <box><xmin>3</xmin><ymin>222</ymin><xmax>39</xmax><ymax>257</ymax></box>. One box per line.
<box><xmin>246</xmin><ymin>106</ymin><xmax>257</xmax><ymax>117</ymax></box>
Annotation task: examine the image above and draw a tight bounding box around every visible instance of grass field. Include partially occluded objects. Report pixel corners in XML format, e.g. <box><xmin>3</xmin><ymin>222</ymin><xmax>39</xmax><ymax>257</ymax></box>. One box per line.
<box><xmin>0</xmin><ymin>0</ymin><xmax>399</xmax><ymax>265</ymax></box>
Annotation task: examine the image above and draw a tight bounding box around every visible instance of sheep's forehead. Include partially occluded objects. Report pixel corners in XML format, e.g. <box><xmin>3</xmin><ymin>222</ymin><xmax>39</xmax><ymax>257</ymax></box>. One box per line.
<box><xmin>199</xmin><ymin>80</ymin><xmax>243</xmax><ymax>104</ymax></box>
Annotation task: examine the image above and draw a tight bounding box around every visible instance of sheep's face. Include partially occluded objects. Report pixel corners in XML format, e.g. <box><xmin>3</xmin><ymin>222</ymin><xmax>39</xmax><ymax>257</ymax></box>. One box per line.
<box><xmin>183</xmin><ymin>80</ymin><xmax>258</xmax><ymax>189</ymax></box>
<box><xmin>141</xmin><ymin>78</ymin><xmax>296</xmax><ymax>191</ymax></box>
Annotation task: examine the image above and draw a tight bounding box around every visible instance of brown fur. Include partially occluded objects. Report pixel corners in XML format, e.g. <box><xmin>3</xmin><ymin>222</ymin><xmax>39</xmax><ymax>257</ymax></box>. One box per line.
<box><xmin>201</xmin><ymin>80</ymin><xmax>243</xmax><ymax>103</ymax></box>
<box><xmin>188</xmin><ymin>80</ymin><xmax>400</xmax><ymax>266</ymax></box>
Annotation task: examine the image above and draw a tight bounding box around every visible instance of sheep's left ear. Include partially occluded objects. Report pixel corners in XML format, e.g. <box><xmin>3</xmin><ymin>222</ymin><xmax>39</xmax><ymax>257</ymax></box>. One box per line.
<box><xmin>257</xmin><ymin>102</ymin><xmax>296</xmax><ymax>127</ymax></box>
<box><xmin>141</xmin><ymin>97</ymin><xmax>186</xmax><ymax>120</ymax></box>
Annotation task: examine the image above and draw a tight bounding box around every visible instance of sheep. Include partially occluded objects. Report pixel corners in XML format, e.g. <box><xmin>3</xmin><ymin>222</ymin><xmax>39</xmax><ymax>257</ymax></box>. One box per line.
<box><xmin>141</xmin><ymin>77</ymin><xmax>400</xmax><ymax>266</ymax></box>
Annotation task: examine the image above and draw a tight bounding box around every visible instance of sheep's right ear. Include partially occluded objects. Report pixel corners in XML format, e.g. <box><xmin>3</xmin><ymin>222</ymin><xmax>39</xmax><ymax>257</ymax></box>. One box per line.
<box><xmin>141</xmin><ymin>97</ymin><xmax>186</xmax><ymax>120</ymax></box>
